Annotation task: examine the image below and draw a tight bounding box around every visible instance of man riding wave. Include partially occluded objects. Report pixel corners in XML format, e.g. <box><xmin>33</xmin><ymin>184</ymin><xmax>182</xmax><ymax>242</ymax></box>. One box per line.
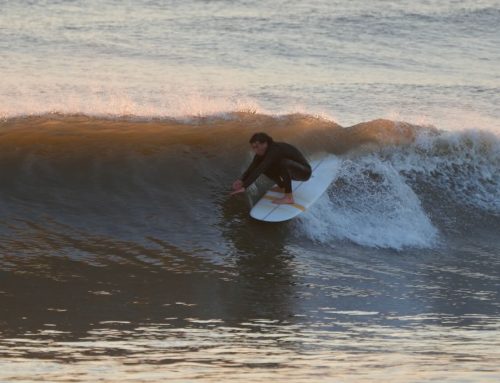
<box><xmin>231</xmin><ymin>132</ymin><xmax>312</xmax><ymax>204</ymax></box>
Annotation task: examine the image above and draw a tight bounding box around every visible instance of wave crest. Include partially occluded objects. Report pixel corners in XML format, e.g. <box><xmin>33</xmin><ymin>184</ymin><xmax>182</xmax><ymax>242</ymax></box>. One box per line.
<box><xmin>0</xmin><ymin>112</ymin><xmax>498</xmax><ymax>250</ymax></box>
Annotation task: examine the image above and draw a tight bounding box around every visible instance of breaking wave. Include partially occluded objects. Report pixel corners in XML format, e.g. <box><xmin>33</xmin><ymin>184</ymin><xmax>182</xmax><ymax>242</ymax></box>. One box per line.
<box><xmin>0</xmin><ymin>112</ymin><xmax>498</xmax><ymax>251</ymax></box>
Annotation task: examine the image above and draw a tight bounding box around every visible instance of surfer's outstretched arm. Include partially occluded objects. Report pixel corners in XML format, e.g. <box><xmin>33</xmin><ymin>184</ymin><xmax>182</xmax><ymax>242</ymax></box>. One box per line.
<box><xmin>231</xmin><ymin>155</ymin><xmax>260</xmax><ymax>195</ymax></box>
<box><xmin>240</xmin><ymin>155</ymin><xmax>260</xmax><ymax>182</ymax></box>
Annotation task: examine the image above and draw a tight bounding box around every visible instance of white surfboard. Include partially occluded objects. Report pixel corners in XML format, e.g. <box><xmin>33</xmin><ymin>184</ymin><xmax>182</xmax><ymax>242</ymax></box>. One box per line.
<box><xmin>250</xmin><ymin>155</ymin><xmax>341</xmax><ymax>222</ymax></box>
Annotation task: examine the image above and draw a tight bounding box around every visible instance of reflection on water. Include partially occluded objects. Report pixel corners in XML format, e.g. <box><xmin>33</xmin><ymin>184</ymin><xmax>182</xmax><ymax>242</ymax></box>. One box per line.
<box><xmin>1</xmin><ymin>224</ymin><xmax>499</xmax><ymax>381</ymax></box>
<box><xmin>1</xmin><ymin>316</ymin><xmax>499</xmax><ymax>382</ymax></box>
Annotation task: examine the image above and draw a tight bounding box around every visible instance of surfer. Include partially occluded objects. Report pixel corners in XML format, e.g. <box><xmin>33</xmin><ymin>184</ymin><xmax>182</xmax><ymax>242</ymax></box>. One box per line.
<box><xmin>231</xmin><ymin>132</ymin><xmax>312</xmax><ymax>204</ymax></box>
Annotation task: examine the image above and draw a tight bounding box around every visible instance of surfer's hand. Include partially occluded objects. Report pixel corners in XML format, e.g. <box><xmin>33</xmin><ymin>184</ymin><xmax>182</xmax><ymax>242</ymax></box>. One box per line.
<box><xmin>232</xmin><ymin>180</ymin><xmax>243</xmax><ymax>190</ymax></box>
<box><xmin>230</xmin><ymin>187</ymin><xmax>245</xmax><ymax>196</ymax></box>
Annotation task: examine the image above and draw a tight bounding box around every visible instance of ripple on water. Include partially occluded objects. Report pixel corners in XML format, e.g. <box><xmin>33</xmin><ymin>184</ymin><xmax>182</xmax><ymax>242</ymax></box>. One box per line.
<box><xmin>0</xmin><ymin>317</ymin><xmax>499</xmax><ymax>382</ymax></box>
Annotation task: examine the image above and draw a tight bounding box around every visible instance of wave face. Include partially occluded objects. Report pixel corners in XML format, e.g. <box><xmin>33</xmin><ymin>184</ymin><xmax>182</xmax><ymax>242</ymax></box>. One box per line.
<box><xmin>0</xmin><ymin>113</ymin><xmax>499</xmax><ymax>253</ymax></box>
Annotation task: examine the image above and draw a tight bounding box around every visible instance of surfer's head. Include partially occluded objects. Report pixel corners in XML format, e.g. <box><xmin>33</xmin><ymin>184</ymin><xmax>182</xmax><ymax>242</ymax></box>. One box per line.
<box><xmin>249</xmin><ymin>132</ymin><xmax>273</xmax><ymax>156</ymax></box>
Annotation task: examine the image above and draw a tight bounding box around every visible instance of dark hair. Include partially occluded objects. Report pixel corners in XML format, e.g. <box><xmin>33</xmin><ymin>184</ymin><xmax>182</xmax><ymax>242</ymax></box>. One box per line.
<box><xmin>249</xmin><ymin>132</ymin><xmax>273</xmax><ymax>145</ymax></box>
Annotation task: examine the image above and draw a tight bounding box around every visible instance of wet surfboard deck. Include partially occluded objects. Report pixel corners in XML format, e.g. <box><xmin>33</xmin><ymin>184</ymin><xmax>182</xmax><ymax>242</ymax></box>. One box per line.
<box><xmin>250</xmin><ymin>155</ymin><xmax>341</xmax><ymax>222</ymax></box>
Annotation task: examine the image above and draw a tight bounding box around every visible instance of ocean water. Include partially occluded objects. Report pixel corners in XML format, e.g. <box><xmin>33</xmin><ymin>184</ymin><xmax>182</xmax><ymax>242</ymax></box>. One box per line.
<box><xmin>1</xmin><ymin>1</ymin><xmax>499</xmax><ymax>381</ymax></box>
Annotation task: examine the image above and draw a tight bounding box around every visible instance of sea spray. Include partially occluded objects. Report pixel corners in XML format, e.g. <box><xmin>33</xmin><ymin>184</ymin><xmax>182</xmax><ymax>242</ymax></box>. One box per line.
<box><xmin>296</xmin><ymin>156</ymin><xmax>439</xmax><ymax>249</ymax></box>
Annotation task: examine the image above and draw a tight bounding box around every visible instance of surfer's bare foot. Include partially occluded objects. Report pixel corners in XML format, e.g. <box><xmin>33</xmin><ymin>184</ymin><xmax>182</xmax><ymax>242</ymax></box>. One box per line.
<box><xmin>270</xmin><ymin>186</ymin><xmax>285</xmax><ymax>193</ymax></box>
<box><xmin>272</xmin><ymin>194</ymin><xmax>294</xmax><ymax>204</ymax></box>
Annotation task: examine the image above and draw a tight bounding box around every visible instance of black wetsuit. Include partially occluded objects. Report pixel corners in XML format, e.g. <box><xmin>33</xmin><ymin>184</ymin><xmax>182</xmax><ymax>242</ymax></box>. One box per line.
<box><xmin>240</xmin><ymin>141</ymin><xmax>312</xmax><ymax>193</ymax></box>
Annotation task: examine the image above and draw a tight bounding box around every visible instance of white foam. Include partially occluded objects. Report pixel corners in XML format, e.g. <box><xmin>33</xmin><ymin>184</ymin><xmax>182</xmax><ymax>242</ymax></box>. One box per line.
<box><xmin>296</xmin><ymin>156</ymin><xmax>439</xmax><ymax>250</ymax></box>
<box><xmin>297</xmin><ymin>126</ymin><xmax>500</xmax><ymax>249</ymax></box>
<box><xmin>390</xmin><ymin>128</ymin><xmax>500</xmax><ymax>213</ymax></box>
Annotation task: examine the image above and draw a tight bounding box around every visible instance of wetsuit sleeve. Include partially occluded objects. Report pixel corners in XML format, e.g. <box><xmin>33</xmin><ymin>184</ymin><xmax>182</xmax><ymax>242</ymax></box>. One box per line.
<box><xmin>240</xmin><ymin>155</ymin><xmax>261</xmax><ymax>182</ymax></box>
<box><xmin>242</xmin><ymin>148</ymin><xmax>278</xmax><ymax>188</ymax></box>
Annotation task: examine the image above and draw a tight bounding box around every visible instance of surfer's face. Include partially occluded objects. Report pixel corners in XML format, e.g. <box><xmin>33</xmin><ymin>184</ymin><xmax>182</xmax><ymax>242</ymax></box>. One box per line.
<box><xmin>251</xmin><ymin>141</ymin><xmax>268</xmax><ymax>156</ymax></box>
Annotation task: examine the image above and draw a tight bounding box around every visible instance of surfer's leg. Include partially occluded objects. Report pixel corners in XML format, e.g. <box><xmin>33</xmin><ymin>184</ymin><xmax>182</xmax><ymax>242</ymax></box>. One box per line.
<box><xmin>272</xmin><ymin>159</ymin><xmax>311</xmax><ymax>204</ymax></box>
<box><xmin>278</xmin><ymin>159</ymin><xmax>312</xmax><ymax>193</ymax></box>
<box><xmin>287</xmin><ymin>159</ymin><xmax>312</xmax><ymax>181</ymax></box>
<box><xmin>266</xmin><ymin>173</ymin><xmax>287</xmax><ymax>193</ymax></box>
